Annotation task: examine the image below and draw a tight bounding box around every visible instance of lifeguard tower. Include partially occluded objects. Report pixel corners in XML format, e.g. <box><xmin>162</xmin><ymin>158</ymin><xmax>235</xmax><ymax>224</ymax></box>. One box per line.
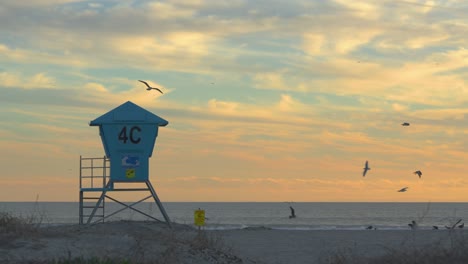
<box><xmin>79</xmin><ymin>101</ymin><xmax>171</xmax><ymax>227</ymax></box>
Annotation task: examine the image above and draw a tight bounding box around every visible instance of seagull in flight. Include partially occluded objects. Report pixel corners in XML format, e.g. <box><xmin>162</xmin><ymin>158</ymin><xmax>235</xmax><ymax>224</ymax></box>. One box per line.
<box><xmin>401</xmin><ymin>122</ymin><xmax>410</xmax><ymax>126</ymax></box>
<box><xmin>289</xmin><ymin>206</ymin><xmax>296</xmax><ymax>219</ymax></box>
<box><xmin>398</xmin><ymin>187</ymin><xmax>408</xmax><ymax>192</ymax></box>
<box><xmin>362</xmin><ymin>160</ymin><xmax>370</xmax><ymax>177</ymax></box>
<box><xmin>414</xmin><ymin>170</ymin><xmax>422</xmax><ymax>178</ymax></box>
<box><xmin>445</xmin><ymin>219</ymin><xmax>462</xmax><ymax>229</ymax></box>
<box><xmin>138</xmin><ymin>80</ymin><xmax>163</xmax><ymax>94</ymax></box>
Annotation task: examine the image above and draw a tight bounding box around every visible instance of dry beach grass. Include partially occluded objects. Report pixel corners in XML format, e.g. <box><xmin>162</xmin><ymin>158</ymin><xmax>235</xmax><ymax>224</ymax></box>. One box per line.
<box><xmin>2</xmin><ymin>211</ymin><xmax>468</xmax><ymax>264</ymax></box>
<box><xmin>0</xmin><ymin>212</ymin><xmax>245</xmax><ymax>264</ymax></box>
<box><xmin>216</xmin><ymin>228</ymin><xmax>468</xmax><ymax>264</ymax></box>
<box><xmin>322</xmin><ymin>229</ymin><xmax>468</xmax><ymax>264</ymax></box>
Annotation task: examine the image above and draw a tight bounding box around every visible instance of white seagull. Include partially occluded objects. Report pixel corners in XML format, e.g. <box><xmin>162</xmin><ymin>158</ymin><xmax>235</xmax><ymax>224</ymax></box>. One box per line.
<box><xmin>398</xmin><ymin>187</ymin><xmax>408</xmax><ymax>192</ymax></box>
<box><xmin>363</xmin><ymin>160</ymin><xmax>370</xmax><ymax>177</ymax></box>
<box><xmin>139</xmin><ymin>80</ymin><xmax>163</xmax><ymax>94</ymax></box>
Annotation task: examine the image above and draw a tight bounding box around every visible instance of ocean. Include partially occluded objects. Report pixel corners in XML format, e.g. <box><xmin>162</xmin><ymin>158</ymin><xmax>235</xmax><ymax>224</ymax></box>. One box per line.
<box><xmin>1</xmin><ymin>202</ymin><xmax>467</xmax><ymax>231</ymax></box>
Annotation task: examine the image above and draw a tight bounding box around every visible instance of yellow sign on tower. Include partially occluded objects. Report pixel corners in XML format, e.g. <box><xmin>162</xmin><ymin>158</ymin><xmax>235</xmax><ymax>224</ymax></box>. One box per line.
<box><xmin>125</xmin><ymin>168</ymin><xmax>135</xmax><ymax>179</ymax></box>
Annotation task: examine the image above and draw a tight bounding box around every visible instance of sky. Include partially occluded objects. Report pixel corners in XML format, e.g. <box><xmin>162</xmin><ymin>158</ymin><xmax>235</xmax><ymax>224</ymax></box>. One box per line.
<box><xmin>1</xmin><ymin>0</ymin><xmax>468</xmax><ymax>202</ymax></box>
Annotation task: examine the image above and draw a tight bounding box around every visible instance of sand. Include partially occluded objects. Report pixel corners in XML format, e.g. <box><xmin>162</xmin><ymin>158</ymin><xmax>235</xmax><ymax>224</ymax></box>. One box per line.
<box><xmin>1</xmin><ymin>221</ymin><xmax>466</xmax><ymax>264</ymax></box>
<box><xmin>218</xmin><ymin>229</ymin><xmax>463</xmax><ymax>263</ymax></box>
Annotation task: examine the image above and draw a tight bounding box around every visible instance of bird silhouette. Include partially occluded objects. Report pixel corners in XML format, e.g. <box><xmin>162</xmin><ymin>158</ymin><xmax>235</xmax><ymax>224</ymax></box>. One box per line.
<box><xmin>139</xmin><ymin>80</ymin><xmax>163</xmax><ymax>94</ymax></box>
<box><xmin>363</xmin><ymin>160</ymin><xmax>370</xmax><ymax>177</ymax></box>
<box><xmin>446</xmin><ymin>219</ymin><xmax>462</xmax><ymax>229</ymax></box>
<box><xmin>289</xmin><ymin>206</ymin><xmax>296</xmax><ymax>219</ymax></box>
<box><xmin>401</xmin><ymin>122</ymin><xmax>410</xmax><ymax>126</ymax></box>
<box><xmin>398</xmin><ymin>187</ymin><xmax>408</xmax><ymax>192</ymax></box>
<box><xmin>408</xmin><ymin>220</ymin><xmax>417</xmax><ymax>230</ymax></box>
<box><xmin>414</xmin><ymin>170</ymin><xmax>422</xmax><ymax>178</ymax></box>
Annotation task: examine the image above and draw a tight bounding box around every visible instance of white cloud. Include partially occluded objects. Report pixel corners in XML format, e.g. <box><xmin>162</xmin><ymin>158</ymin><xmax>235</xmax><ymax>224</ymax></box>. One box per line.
<box><xmin>333</xmin><ymin>0</ymin><xmax>381</xmax><ymax>20</ymax></box>
<box><xmin>301</xmin><ymin>26</ymin><xmax>382</xmax><ymax>55</ymax></box>
<box><xmin>88</xmin><ymin>3</ymin><xmax>102</xmax><ymax>8</ymax></box>
<box><xmin>83</xmin><ymin>82</ymin><xmax>107</xmax><ymax>93</ymax></box>
<box><xmin>253</xmin><ymin>71</ymin><xmax>288</xmax><ymax>90</ymax></box>
<box><xmin>0</xmin><ymin>44</ymin><xmax>91</xmax><ymax>67</ymax></box>
<box><xmin>30</xmin><ymin>73</ymin><xmax>56</xmax><ymax>88</ymax></box>
<box><xmin>0</xmin><ymin>72</ymin><xmax>56</xmax><ymax>89</ymax></box>
<box><xmin>277</xmin><ymin>94</ymin><xmax>308</xmax><ymax>113</ymax></box>
<box><xmin>391</xmin><ymin>103</ymin><xmax>408</xmax><ymax>112</ymax></box>
<box><xmin>207</xmin><ymin>99</ymin><xmax>239</xmax><ymax>114</ymax></box>
<box><xmin>302</xmin><ymin>34</ymin><xmax>325</xmax><ymax>55</ymax></box>
<box><xmin>147</xmin><ymin>2</ymin><xmax>195</xmax><ymax>19</ymax></box>
<box><xmin>410</xmin><ymin>108</ymin><xmax>468</xmax><ymax>121</ymax></box>
<box><xmin>76</xmin><ymin>80</ymin><xmax>167</xmax><ymax>108</ymax></box>
<box><xmin>2</xmin><ymin>0</ymin><xmax>81</xmax><ymax>6</ymax></box>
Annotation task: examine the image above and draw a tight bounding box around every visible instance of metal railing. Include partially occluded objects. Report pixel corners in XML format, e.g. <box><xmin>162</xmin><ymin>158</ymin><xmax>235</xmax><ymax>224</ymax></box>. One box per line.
<box><xmin>79</xmin><ymin>156</ymin><xmax>110</xmax><ymax>224</ymax></box>
<box><xmin>79</xmin><ymin>156</ymin><xmax>109</xmax><ymax>189</ymax></box>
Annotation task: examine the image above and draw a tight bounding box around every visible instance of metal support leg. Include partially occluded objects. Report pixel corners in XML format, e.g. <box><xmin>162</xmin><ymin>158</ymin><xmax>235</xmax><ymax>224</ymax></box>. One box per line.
<box><xmin>99</xmin><ymin>195</ymin><xmax>164</xmax><ymax>224</ymax></box>
<box><xmin>86</xmin><ymin>181</ymin><xmax>112</xmax><ymax>224</ymax></box>
<box><xmin>146</xmin><ymin>181</ymin><xmax>172</xmax><ymax>228</ymax></box>
<box><xmin>79</xmin><ymin>191</ymin><xmax>83</xmax><ymax>225</ymax></box>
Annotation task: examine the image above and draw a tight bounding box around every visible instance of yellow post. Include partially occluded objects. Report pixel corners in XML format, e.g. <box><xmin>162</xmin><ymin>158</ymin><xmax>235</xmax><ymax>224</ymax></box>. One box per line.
<box><xmin>194</xmin><ymin>208</ymin><xmax>205</xmax><ymax>230</ymax></box>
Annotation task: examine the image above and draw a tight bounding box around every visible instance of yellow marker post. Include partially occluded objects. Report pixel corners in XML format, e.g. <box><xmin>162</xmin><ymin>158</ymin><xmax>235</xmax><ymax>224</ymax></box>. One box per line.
<box><xmin>194</xmin><ymin>209</ymin><xmax>205</xmax><ymax>229</ymax></box>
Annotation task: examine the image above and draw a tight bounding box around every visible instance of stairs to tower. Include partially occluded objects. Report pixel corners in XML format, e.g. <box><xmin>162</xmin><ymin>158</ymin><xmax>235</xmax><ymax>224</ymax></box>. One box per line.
<box><xmin>79</xmin><ymin>156</ymin><xmax>110</xmax><ymax>224</ymax></box>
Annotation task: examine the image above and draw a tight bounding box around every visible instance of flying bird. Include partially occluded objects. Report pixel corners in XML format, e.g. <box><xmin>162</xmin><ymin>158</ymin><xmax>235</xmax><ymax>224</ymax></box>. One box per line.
<box><xmin>446</xmin><ymin>219</ymin><xmax>462</xmax><ymax>229</ymax></box>
<box><xmin>408</xmin><ymin>220</ymin><xmax>417</xmax><ymax>230</ymax></box>
<box><xmin>398</xmin><ymin>187</ymin><xmax>408</xmax><ymax>192</ymax></box>
<box><xmin>289</xmin><ymin>206</ymin><xmax>296</xmax><ymax>219</ymax></box>
<box><xmin>363</xmin><ymin>160</ymin><xmax>370</xmax><ymax>177</ymax></box>
<box><xmin>414</xmin><ymin>170</ymin><xmax>422</xmax><ymax>178</ymax></box>
<box><xmin>401</xmin><ymin>122</ymin><xmax>410</xmax><ymax>126</ymax></box>
<box><xmin>138</xmin><ymin>80</ymin><xmax>163</xmax><ymax>94</ymax></box>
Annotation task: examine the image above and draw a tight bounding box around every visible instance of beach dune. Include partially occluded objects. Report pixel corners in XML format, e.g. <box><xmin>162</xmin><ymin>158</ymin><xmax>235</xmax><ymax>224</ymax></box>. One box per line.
<box><xmin>1</xmin><ymin>221</ymin><xmax>467</xmax><ymax>263</ymax></box>
<box><xmin>218</xmin><ymin>228</ymin><xmax>464</xmax><ymax>263</ymax></box>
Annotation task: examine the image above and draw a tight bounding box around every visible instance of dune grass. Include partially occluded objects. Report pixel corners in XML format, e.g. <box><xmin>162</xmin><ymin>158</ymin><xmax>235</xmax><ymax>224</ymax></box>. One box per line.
<box><xmin>48</xmin><ymin>258</ymin><xmax>131</xmax><ymax>264</ymax></box>
<box><xmin>323</xmin><ymin>203</ymin><xmax>468</xmax><ymax>264</ymax></box>
<box><xmin>324</xmin><ymin>230</ymin><xmax>468</xmax><ymax>264</ymax></box>
<box><xmin>0</xmin><ymin>211</ymin><xmax>41</xmax><ymax>236</ymax></box>
<box><xmin>0</xmin><ymin>212</ymin><xmax>241</xmax><ymax>264</ymax></box>
<box><xmin>0</xmin><ymin>196</ymin><xmax>47</xmax><ymax>237</ymax></box>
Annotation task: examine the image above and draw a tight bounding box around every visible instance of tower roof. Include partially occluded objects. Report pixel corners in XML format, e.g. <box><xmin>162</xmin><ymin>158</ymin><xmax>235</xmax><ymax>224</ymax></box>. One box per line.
<box><xmin>89</xmin><ymin>101</ymin><xmax>168</xmax><ymax>126</ymax></box>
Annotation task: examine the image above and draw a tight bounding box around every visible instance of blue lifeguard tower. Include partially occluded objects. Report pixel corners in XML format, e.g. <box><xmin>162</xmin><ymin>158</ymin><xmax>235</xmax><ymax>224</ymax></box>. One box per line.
<box><xmin>79</xmin><ymin>101</ymin><xmax>171</xmax><ymax>226</ymax></box>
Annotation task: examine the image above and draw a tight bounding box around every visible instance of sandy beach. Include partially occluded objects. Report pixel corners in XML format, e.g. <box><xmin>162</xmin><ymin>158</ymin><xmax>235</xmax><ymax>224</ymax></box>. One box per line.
<box><xmin>218</xmin><ymin>228</ymin><xmax>464</xmax><ymax>263</ymax></box>
<box><xmin>1</xmin><ymin>221</ymin><xmax>467</xmax><ymax>263</ymax></box>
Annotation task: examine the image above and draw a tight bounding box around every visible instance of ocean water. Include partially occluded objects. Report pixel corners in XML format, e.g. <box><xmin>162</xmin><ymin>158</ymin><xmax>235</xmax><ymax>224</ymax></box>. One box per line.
<box><xmin>1</xmin><ymin>202</ymin><xmax>468</xmax><ymax>231</ymax></box>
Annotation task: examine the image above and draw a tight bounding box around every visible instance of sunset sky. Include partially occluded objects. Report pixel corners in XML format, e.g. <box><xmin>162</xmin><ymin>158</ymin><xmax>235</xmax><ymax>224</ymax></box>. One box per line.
<box><xmin>1</xmin><ymin>0</ymin><xmax>468</xmax><ymax>202</ymax></box>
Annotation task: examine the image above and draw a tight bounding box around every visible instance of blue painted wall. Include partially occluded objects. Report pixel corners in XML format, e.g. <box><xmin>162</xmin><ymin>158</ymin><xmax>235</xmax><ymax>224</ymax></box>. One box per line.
<box><xmin>90</xmin><ymin>101</ymin><xmax>168</xmax><ymax>182</ymax></box>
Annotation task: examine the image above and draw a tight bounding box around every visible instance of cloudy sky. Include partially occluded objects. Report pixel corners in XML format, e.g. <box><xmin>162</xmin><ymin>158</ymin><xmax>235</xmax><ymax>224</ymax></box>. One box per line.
<box><xmin>1</xmin><ymin>0</ymin><xmax>467</xmax><ymax>202</ymax></box>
